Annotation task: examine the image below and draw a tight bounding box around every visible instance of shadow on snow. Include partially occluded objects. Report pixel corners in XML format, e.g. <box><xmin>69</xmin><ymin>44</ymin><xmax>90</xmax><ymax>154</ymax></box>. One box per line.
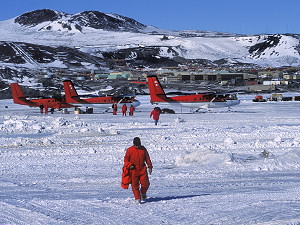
<box><xmin>145</xmin><ymin>194</ymin><xmax>210</xmax><ymax>203</ymax></box>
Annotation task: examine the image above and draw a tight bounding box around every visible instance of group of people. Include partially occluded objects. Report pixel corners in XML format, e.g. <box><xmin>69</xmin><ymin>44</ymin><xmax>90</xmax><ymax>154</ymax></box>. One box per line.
<box><xmin>38</xmin><ymin>105</ymin><xmax>56</xmax><ymax>114</ymax></box>
<box><xmin>112</xmin><ymin>104</ymin><xmax>135</xmax><ymax>116</ymax></box>
<box><xmin>38</xmin><ymin>103</ymin><xmax>162</xmax><ymax>126</ymax></box>
<box><xmin>113</xmin><ymin>104</ymin><xmax>162</xmax><ymax>125</ymax></box>
<box><xmin>39</xmin><ymin>105</ymin><xmax>54</xmax><ymax>114</ymax></box>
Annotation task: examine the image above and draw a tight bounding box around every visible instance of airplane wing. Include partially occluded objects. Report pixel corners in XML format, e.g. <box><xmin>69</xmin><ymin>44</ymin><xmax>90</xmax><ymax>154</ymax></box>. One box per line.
<box><xmin>130</xmin><ymin>81</ymin><xmax>147</xmax><ymax>84</ymax></box>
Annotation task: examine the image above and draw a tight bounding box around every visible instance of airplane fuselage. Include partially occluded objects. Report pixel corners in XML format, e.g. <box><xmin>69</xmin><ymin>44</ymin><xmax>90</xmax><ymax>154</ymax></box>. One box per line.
<box><xmin>69</xmin><ymin>98</ymin><xmax>141</xmax><ymax>109</ymax></box>
<box><xmin>28</xmin><ymin>98</ymin><xmax>74</xmax><ymax>109</ymax></box>
<box><xmin>151</xmin><ymin>99</ymin><xmax>240</xmax><ymax>108</ymax></box>
<box><xmin>146</xmin><ymin>75</ymin><xmax>240</xmax><ymax>110</ymax></box>
<box><xmin>151</xmin><ymin>94</ymin><xmax>240</xmax><ymax>109</ymax></box>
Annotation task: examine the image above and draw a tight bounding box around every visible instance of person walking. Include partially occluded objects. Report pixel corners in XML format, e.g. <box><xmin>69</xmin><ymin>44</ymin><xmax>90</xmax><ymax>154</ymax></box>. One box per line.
<box><xmin>122</xmin><ymin>104</ymin><xmax>127</xmax><ymax>116</ymax></box>
<box><xmin>129</xmin><ymin>105</ymin><xmax>135</xmax><ymax>116</ymax></box>
<box><xmin>150</xmin><ymin>107</ymin><xmax>161</xmax><ymax>125</ymax></box>
<box><xmin>123</xmin><ymin>137</ymin><xmax>153</xmax><ymax>204</ymax></box>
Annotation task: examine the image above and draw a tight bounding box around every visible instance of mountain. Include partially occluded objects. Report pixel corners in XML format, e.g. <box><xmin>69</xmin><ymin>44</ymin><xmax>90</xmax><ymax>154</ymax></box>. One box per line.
<box><xmin>0</xmin><ymin>9</ymin><xmax>300</xmax><ymax>70</ymax></box>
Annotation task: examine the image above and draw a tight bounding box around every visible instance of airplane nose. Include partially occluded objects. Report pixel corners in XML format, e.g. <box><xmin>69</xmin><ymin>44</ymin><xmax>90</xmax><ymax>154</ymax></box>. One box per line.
<box><xmin>134</xmin><ymin>100</ymin><xmax>141</xmax><ymax>107</ymax></box>
<box><xmin>232</xmin><ymin>100</ymin><xmax>240</xmax><ymax>106</ymax></box>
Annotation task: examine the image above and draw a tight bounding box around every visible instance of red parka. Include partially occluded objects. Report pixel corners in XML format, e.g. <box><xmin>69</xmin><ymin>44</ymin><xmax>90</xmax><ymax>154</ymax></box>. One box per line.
<box><xmin>122</xmin><ymin>104</ymin><xmax>127</xmax><ymax>112</ymax></box>
<box><xmin>121</xmin><ymin>162</ymin><xmax>134</xmax><ymax>189</ymax></box>
<box><xmin>150</xmin><ymin>109</ymin><xmax>160</xmax><ymax>120</ymax></box>
<box><xmin>129</xmin><ymin>106</ymin><xmax>135</xmax><ymax>116</ymax></box>
<box><xmin>124</xmin><ymin>145</ymin><xmax>153</xmax><ymax>200</ymax></box>
<box><xmin>124</xmin><ymin>145</ymin><xmax>152</xmax><ymax>171</ymax></box>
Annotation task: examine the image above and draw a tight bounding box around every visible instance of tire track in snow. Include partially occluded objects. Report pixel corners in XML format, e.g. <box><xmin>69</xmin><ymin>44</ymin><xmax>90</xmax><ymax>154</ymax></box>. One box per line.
<box><xmin>8</xmin><ymin>42</ymin><xmax>40</xmax><ymax>67</ymax></box>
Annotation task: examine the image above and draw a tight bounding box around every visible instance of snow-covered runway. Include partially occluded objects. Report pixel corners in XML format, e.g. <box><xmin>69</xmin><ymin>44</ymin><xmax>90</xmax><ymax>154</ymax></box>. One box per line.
<box><xmin>1</xmin><ymin>94</ymin><xmax>300</xmax><ymax>224</ymax></box>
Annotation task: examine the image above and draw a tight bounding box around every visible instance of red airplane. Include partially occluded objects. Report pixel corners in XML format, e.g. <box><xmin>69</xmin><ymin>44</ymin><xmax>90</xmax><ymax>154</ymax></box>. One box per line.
<box><xmin>63</xmin><ymin>80</ymin><xmax>141</xmax><ymax>110</ymax></box>
<box><xmin>10</xmin><ymin>83</ymin><xmax>74</xmax><ymax>111</ymax></box>
<box><xmin>147</xmin><ymin>75</ymin><xmax>240</xmax><ymax>111</ymax></box>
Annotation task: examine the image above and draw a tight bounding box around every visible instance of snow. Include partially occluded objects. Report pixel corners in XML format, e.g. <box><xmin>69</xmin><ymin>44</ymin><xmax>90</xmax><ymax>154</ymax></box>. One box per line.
<box><xmin>1</xmin><ymin>93</ymin><xmax>300</xmax><ymax>224</ymax></box>
<box><xmin>1</xmin><ymin>17</ymin><xmax>300</xmax><ymax>67</ymax></box>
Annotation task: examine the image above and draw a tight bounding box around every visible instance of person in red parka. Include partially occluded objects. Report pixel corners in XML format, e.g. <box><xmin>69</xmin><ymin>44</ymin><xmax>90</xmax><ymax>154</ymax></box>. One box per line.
<box><xmin>112</xmin><ymin>103</ymin><xmax>118</xmax><ymax>115</ymax></box>
<box><xmin>150</xmin><ymin>107</ymin><xmax>161</xmax><ymax>125</ymax></box>
<box><xmin>122</xmin><ymin>104</ymin><xmax>127</xmax><ymax>116</ymax></box>
<box><xmin>129</xmin><ymin>105</ymin><xmax>135</xmax><ymax>116</ymax></box>
<box><xmin>124</xmin><ymin>137</ymin><xmax>153</xmax><ymax>204</ymax></box>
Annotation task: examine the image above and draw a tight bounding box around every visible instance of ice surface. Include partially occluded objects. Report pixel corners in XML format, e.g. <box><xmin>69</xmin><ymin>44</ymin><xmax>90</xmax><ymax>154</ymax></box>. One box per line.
<box><xmin>1</xmin><ymin>94</ymin><xmax>300</xmax><ymax>224</ymax></box>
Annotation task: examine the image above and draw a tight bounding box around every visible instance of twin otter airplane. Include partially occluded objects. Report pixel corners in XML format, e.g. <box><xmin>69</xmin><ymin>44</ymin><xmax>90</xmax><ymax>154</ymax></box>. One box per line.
<box><xmin>147</xmin><ymin>75</ymin><xmax>240</xmax><ymax>110</ymax></box>
<box><xmin>10</xmin><ymin>81</ymin><xmax>140</xmax><ymax>112</ymax></box>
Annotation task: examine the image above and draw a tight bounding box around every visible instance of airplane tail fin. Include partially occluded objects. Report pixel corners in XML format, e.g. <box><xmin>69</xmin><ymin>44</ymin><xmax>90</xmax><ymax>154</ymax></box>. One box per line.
<box><xmin>63</xmin><ymin>80</ymin><xmax>81</xmax><ymax>103</ymax></box>
<box><xmin>10</xmin><ymin>83</ymin><xmax>35</xmax><ymax>106</ymax></box>
<box><xmin>147</xmin><ymin>75</ymin><xmax>168</xmax><ymax>102</ymax></box>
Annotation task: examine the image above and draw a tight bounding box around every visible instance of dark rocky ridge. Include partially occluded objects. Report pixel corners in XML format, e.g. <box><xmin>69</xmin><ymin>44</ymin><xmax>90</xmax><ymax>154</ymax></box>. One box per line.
<box><xmin>15</xmin><ymin>9</ymin><xmax>66</xmax><ymax>26</ymax></box>
<box><xmin>249</xmin><ymin>35</ymin><xmax>281</xmax><ymax>58</ymax></box>
<box><xmin>14</xmin><ymin>9</ymin><xmax>146</xmax><ymax>32</ymax></box>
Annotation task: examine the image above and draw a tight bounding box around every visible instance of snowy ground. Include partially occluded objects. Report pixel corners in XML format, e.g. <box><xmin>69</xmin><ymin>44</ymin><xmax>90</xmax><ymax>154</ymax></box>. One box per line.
<box><xmin>1</xmin><ymin>94</ymin><xmax>300</xmax><ymax>224</ymax></box>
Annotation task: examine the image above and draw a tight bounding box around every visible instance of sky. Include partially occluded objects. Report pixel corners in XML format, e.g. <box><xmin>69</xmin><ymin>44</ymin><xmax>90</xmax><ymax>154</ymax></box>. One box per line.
<box><xmin>0</xmin><ymin>0</ymin><xmax>299</xmax><ymax>35</ymax></box>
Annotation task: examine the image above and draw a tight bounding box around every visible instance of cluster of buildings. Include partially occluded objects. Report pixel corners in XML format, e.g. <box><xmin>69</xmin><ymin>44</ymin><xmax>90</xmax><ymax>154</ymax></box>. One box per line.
<box><xmin>87</xmin><ymin>67</ymin><xmax>300</xmax><ymax>92</ymax></box>
<box><xmin>9</xmin><ymin>65</ymin><xmax>300</xmax><ymax>93</ymax></box>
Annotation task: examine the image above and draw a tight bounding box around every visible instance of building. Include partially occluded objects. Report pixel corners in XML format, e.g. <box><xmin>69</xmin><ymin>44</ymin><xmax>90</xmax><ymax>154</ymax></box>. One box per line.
<box><xmin>283</xmin><ymin>74</ymin><xmax>300</xmax><ymax>80</ymax></box>
<box><xmin>247</xmin><ymin>84</ymin><xmax>276</xmax><ymax>92</ymax></box>
<box><xmin>263</xmin><ymin>80</ymin><xmax>288</xmax><ymax>85</ymax></box>
<box><xmin>179</xmin><ymin>71</ymin><xmax>256</xmax><ymax>83</ymax></box>
<box><xmin>93</xmin><ymin>71</ymin><xmax>132</xmax><ymax>80</ymax></box>
<box><xmin>258</xmin><ymin>71</ymin><xmax>283</xmax><ymax>79</ymax></box>
<box><xmin>154</xmin><ymin>69</ymin><xmax>258</xmax><ymax>84</ymax></box>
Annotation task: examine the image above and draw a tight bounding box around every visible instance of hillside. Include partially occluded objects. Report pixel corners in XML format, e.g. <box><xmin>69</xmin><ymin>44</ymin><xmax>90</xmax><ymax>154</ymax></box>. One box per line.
<box><xmin>0</xmin><ymin>9</ymin><xmax>299</xmax><ymax>70</ymax></box>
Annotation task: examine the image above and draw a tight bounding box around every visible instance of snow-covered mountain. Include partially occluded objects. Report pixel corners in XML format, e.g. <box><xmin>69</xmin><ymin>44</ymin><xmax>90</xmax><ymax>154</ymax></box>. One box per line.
<box><xmin>14</xmin><ymin>9</ymin><xmax>146</xmax><ymax>32</ymax></box>
<box><xmin>0</xmin><ymin>9</ymin><xmax>300</xmax><ymax>69</ymax></box>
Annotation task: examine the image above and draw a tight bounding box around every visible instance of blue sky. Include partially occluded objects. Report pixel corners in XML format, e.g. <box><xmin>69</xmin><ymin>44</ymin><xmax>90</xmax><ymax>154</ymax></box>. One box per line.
<box><xmin>0</xmin><ymin>0</ymin><xmax>299</xmax><ymax>34</ymax></box>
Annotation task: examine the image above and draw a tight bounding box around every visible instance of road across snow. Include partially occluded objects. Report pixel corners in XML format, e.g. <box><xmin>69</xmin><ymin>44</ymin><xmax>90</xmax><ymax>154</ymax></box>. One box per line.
<box><xmin>1</xmin><ymin>94</ymin><xmax>300</xmax><ymax>224</ymax></box>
